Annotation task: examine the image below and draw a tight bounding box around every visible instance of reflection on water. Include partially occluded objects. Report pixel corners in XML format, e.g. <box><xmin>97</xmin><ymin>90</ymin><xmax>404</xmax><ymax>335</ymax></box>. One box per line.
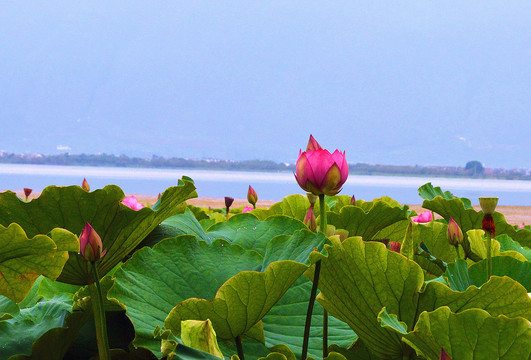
<box><xmin>1</xmin><ymin>164</ymin><xmax>530</xmax><ymax>205</ymax></box>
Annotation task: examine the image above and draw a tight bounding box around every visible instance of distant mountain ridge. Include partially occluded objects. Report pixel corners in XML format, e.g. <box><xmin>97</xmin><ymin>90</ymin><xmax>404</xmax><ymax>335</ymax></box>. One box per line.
<box><xmin>1</xmin><ymin>152</ymin><xmax>529</xmax><ymax>181</ymax></box>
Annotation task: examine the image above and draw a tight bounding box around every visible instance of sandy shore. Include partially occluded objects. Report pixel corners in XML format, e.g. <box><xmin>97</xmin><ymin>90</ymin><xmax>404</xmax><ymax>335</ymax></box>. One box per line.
<box><xmin>13</xmin><ymin>191</ymin><xmax>530</xmax><ymax>226</ymax></box>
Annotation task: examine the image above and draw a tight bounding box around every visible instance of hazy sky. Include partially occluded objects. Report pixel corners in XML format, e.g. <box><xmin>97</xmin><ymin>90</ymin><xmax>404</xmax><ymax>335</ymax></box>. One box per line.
<box><xmin>1</xmin><ymin>1</ymin><xmax>530</xmax><ymax>169</ymax></box>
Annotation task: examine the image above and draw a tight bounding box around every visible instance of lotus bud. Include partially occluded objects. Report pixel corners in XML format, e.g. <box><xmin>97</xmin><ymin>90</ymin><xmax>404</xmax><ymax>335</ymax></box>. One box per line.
<box><xmin>81</xmin><ymin>178</ymin><xmax>90</xmax><ymax>192</ymax></box>
<box><xmin>389</xmin><ymin>241</ymin><xmax>402</xmax><ymax>253</ymax></box>
<box><xmin>224</xmin><ymin>196</ymin><xmax>234</xmax><ymax>217</ymax></box>
<box><xmin>181</xmin><ymin>319</ymin><xmax>223</xmax><ymax>358</ymax></box>
<box><xmin>306</xmin><ymin>134</ymin><xmax>323</xmax><ymax>151</ymax></box>
<box><xmin>440</xmin><ymin>348</ymin><xmax>451</xmax><ymax>360</ymax></box>
<box><xmin>304</xmin><ymin>207</ymin><xmax>317</xmax><ymax>232</ymax></box>
<box><xmin>23</xmin><ymin>188</ymin><xmax>32</xmax><ymax>201</ymax></box>
<box><xmin>350</xmin><ymin>195</ymin><xmax>356</xmax><ymax>205</ymax></box>
<box><xmin>447</xmin><ymin>218</ymin><xmax>463</xmax><ymax>246</ymax></box>
<box><xmin>79</xmin><ymin>222</ymin><xmax>107</xmax><ymax>262</ymax></box>
<box><xmin>247</xmin><ymin>185</ymin><xmax>258</xmax><ymax>208</ymax></box>
<box><xmin>306</xmin><ymin>192</ymin><xmax>318</xmax><ymax>207</ymax></box>
<box><xmin>295</xmin><ymin>135</ymin><xmax>349</xmax><ymax>196</ymax></box>
<box><xmin>479</xmin><ymin>197</ymin><xmax>498</xmax><ymax>215</ymax></box>
<box><xmin>157</xmin><ymin>193</ymin><xmax>162</xmax><ymax>200</ymax></box>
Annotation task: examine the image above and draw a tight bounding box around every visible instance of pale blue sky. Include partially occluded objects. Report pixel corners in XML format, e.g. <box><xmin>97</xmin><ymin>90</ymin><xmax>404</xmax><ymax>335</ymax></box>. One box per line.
<box><xmin>1</xmin><ymin>1</ymin><xmax>530</xmax><ymax>168</ymax></box>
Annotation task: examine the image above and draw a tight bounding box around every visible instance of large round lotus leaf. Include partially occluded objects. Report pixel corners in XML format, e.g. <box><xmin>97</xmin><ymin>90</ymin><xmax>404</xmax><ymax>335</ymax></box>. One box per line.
<box><xmin>162</xmin><ymin>212</ymin><xmax>307</xmax><ymax>255</ymax></box>
<box><xmin>326</xmin><ymin>202</ymin><xmax>409</xmax><ymax>240</ymax></box>
<box><xmin>309</xmin><ymin>237</ymin><xmax>531</xmax><ymax>359</ymax></box>
<box><xmin>0</xmin><ymin>295</ymin><xmax>73</xmax><ymax>358</ymax></box>
<box><xmin>418</xmin><ymin>183</ymin><xmax>473</xmax><ymax>209</ymax></box>
<box><xmin>262</xmin><ymin>277</ymin><xmax>357</xmax><ymax>359</ymax></box>
<box><xmin>108</xmin><ymin>235</ymin><xmax>263</xmax><ymax>354</ymax></box>
<box><xmin>421</xmin><ymin>195</ymin><xmax>531</xmax><ymax>248</ymax></box>
<box><xmin>164</xmin><ymin>260</ymin><xmax>308</xmax><ymax>340</ymax></box>
<box><xmin>402</xmin><ymin>307</ymin><xmax>531</xmax><ymax>360</ymax></box>
<box><xmin>468</xmin><ymin>256</ymin><xmax>531</xmax><ymax>291</ymax></box>
<box><xmin>0</xmin><ymin>224</ymin><xmax>77</xmax><ymax>303</ymax></box>
<box><xmin>309</xmin><ymin>237</ymin><xmax>424</xmax><ymax>359</ymax></box>
<box><xmin>0</xmin><ymin>180</ymin><xmax>197</xmax><ymax>285</ymax></box>
<box><xmin>497</xmin><ymin>234</ymin><xmax>531</xmax><ymax>261</ymax></box>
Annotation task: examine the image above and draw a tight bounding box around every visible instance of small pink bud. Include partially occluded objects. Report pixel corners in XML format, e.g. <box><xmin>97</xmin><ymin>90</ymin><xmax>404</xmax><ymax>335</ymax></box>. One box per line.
<box><xmin>447</xmin><ymin>217</ymin><xmax>463</xmax><ymax>246</ymax></box>
<box><xmin>23</xmin><ymin>188</ymin><xmax>32</xmax><ymax>200</ymax></box>
<box><xmin>122</xmin><ymin>195</ymin><xmax>144</xmax><ymax>211</ymax></box>
<box><xmin>350</xmin><ymin>195</ymin><xmax>356</xmax><ymax>205</ymax></box>
<box><xmin>247</xmin><ymin>186</ymin><xmax>258</xmax><ymax>207</ymax></box>
<box><xmin>157</xmin><ymin>193</ymin><xmax>162</xmax><ymax>200</ymax></box>
<box><xmin>79</xmin><ymin>222</ymin><xmax>107</xmax><ymax>262</ymax></box>
<box><xmin>304</xmin><ymin>207</ymin><xmax>317</xmax><ymax>232</ymax></box>
<box><xmin>82</xmin><ymin>178</ymin><xmax>90</xmax><ymax>192</ymax></box>
<box><xmin>389</xmin><ymin>242</ymin><xmax>402</xmax><ymax>253</ymax></box>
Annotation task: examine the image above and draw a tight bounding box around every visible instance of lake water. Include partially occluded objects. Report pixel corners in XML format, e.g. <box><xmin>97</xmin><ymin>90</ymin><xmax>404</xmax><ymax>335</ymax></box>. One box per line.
<box><xmin>1</xmin><ymin>163</ymin><xmax>530</xmax><ymax>205</ymax></box>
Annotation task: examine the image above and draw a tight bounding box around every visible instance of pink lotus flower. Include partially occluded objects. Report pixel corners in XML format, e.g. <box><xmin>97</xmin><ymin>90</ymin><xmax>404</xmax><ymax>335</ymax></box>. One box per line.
<box><xmin>411</xmin><ymin>211</ymin><xmax>433</xmax><ymax>223</ymax></box>
<box><xmin>122</xmin><ymin>195</ymin><xmax>144</xmax><ymax>210</ymax></box>
<box><xmin>242</xmin><ymin>206</ymin><xmax>254</xmax><ymax>213</ymax></box>
<box><xmin>520</xmin><ymin>224</ymin><xmax>526</xmax><ymax>229</ymax></box>
<box><xmin>79</xmin><ymin>222</ymin><xmax>107</xmax><ymax>262</ymax></box>
<box><xmin>295</xmin><ymin>135</ymin><xmax>349</xmax><ymax>196</ymax></box>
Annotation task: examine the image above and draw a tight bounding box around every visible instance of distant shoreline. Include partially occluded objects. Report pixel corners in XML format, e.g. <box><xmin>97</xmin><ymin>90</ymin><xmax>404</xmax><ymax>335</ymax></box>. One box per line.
<box><xmin>1</xmin><ymin>152</ymin><xmax>529</xmax><ymax>181</ymax></box>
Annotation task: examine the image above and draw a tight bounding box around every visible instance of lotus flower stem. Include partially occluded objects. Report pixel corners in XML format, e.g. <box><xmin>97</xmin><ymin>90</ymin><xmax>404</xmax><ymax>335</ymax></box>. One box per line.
<box><xmin>485</xmin><ymin>230</ymin><xmax>492</xmax><ymax>280</ymax></box>
<box><xmin>235</xmin><ymin>335</ymin><xmax>244</xmax><ymax>360</ymax></box>
<box><xmin>319</xmin><ymin>194</ymin><xmax>328</xmax><ymax>358</ymax></box>
<box><xmin>88</xmin><ymin>262</ymin><xmax>111</xmax><ymax>360</ymax></box>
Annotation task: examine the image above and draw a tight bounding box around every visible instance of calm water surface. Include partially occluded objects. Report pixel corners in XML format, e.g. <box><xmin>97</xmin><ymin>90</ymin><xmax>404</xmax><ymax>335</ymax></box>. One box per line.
<box><xmin>1</xmin><ymin>164</ymin><xmax>530</xmax><ymax>205</ymax></box>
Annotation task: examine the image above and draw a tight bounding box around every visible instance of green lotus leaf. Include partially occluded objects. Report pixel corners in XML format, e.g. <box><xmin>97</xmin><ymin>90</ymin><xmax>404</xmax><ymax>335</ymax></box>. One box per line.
<box><xmin>324</xmin><ymin>195</ymin><xmax>353</xmax><ymax>213</ymax></box>
<box><xmin>328</xmin><ymin>341</ymin><xmax>386</xmax><ymax>359</ymax></box>
<box><xmin>373</xmin><ymin>220</ymin><xmax>410</xmax><ymax>244</ymax></box>
<box><xmin>251</xmin><ymin>195</ymin><xmax>324</xmax><ymax>222</ymax></box>
<box><xmin>309</xmin><ymin>237</ymin><xmax>423</xmax><ymax>359</ymax></box>
<box><xmin>354</xmin><ymin>196</ymin><xmax>404</xmax><ymax>212</ymax></box>
<box><xmin>109</xmin><ymin>235</ymin><xmax>262</xmax><ymax>355</ymax></box>
<box><xmin>444</xmin><ymin>260</ymin><xmax>471</xmax><ymax>292</ymax></box>
<box><xmin>262</xmin><ymin>277</ymin><xmax>358</xmax><ymax>359</ymax></box>
<box><xmin>418</xmin><ymin>182</ymin><xmax>473</xmax><ymax>209</ymax></box>
<box><xmin>9</xmin><ymin>309</ymin><xmax>92</xmax><ymax>360</ymax></box>
<box><xmin>163</xmin><ymin>211</ymin><xmax>307</xmax><ymax>255</ymax></box>
<box><xmin>161</xmin><ymin>209</ymin><xmax>213</xmax><ymax>242</ymax></box>
<box><xmin>262</xmin><ymin>230</ymin><xmax>327</xmax><ymax>268</ymax></box>
<box><xmin>421</xmin><ymin>196</ymin><xmax>531</xmax><ymax>248</ymax></box>
<box><xmin>37</xmin><ymin>277</ymin><xmax>81</xmax><ymax>300</ymax></box>
<box><xmin>468</xmin><ymin>257</ymin><xmax>531</xmax><ymax>291</ymax></box>
<box><xmin>497</xmin><ymin>234</ymin><xmax>531</xmax><ymax>261</ymax></box>
<box><xmin>164</xmin><ymin>260</ymin><xmax>308</xmax><ymax>340</ymax></box>
<box><xmin>0</xmin><ymin>224</ymin><xmax>77</xmax><ymax>303</ymax></box>
<box><xmin>326</xmin><ymin>202</ymin><xmax>409</xmax><ymax>240</ymax></box>
<box><xmin>0</xmin><ymin>295</ymin><xmax>73</xmax><ymax>358</ymax></box>
<box><xmin>414</xmin><ymin>221</ymin><xmax>456</xmax><ymax>264</ymax></box>
<box><xmin>309</xmin><ymin>237</ymin><xmax>531</xmax><ymax>358</ymax></box>
<box><xmin>0</xmin><ymin>180</ymin><xmax>197</xmax><ymax>285</ymax></box>
<box><xmin>402</xmin><ymin>307</ymin><xmax>531</xmax><ymax>360</ymax></box>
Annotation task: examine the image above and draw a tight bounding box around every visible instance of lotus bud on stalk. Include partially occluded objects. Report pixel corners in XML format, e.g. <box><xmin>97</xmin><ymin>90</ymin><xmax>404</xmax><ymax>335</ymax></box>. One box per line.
<box><xmin>247</xmin><ymin>185</ymin><xmax>258</xmax><ymax>209</ymax></box>
<box><xmin>224</xmin><ymin>197</ymin><xmax>234</xmax><ymax>219</ymax></box>
<box><xmin>79</xmin><ymin>222</ymin><xmax>107</xmax><ymax>262</ymax></box>
<box><xmin>304</xmin><ymin>207</ymin><xmax>317</xmax><ymax>232</ymax></box>
<box><xmin>82</xmin><ymin>178</ymin><xmax>90</xmax><ymax>192</ymax></box>
<box><xmin>80</xmin><ymin>222</ymin><xmax>110</xmax><ymax>359</ymax></box>
<box><xmin>479</xmin><ymin>197</ymin><xmax>498</xmax><ymax>280</ymax></box>
<box><xmin>23</xmin><ymin>188</ymin><xmax>32</xmax><ymax>201</ymax></box>
<box><xmin>296</xmin><ymin>135</ymin><xmax>348</xmax><ymax>360</ymax></box>
<box><xmin>350</xmin><ymin>195</ymin><xmax>356</xmax><ymax>206</ymax></box>
<box><xmin>447</xmin><ymin>217</ymin><xmax>463</xmax><ymax>259</ymax></box>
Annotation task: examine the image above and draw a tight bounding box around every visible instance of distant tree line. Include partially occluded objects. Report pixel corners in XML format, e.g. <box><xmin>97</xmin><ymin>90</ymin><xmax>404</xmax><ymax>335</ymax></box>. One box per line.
<box><xmin>0</xmin><ymin>152</ymin><xmax>529</xmax><ymax>180</ymax></box>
